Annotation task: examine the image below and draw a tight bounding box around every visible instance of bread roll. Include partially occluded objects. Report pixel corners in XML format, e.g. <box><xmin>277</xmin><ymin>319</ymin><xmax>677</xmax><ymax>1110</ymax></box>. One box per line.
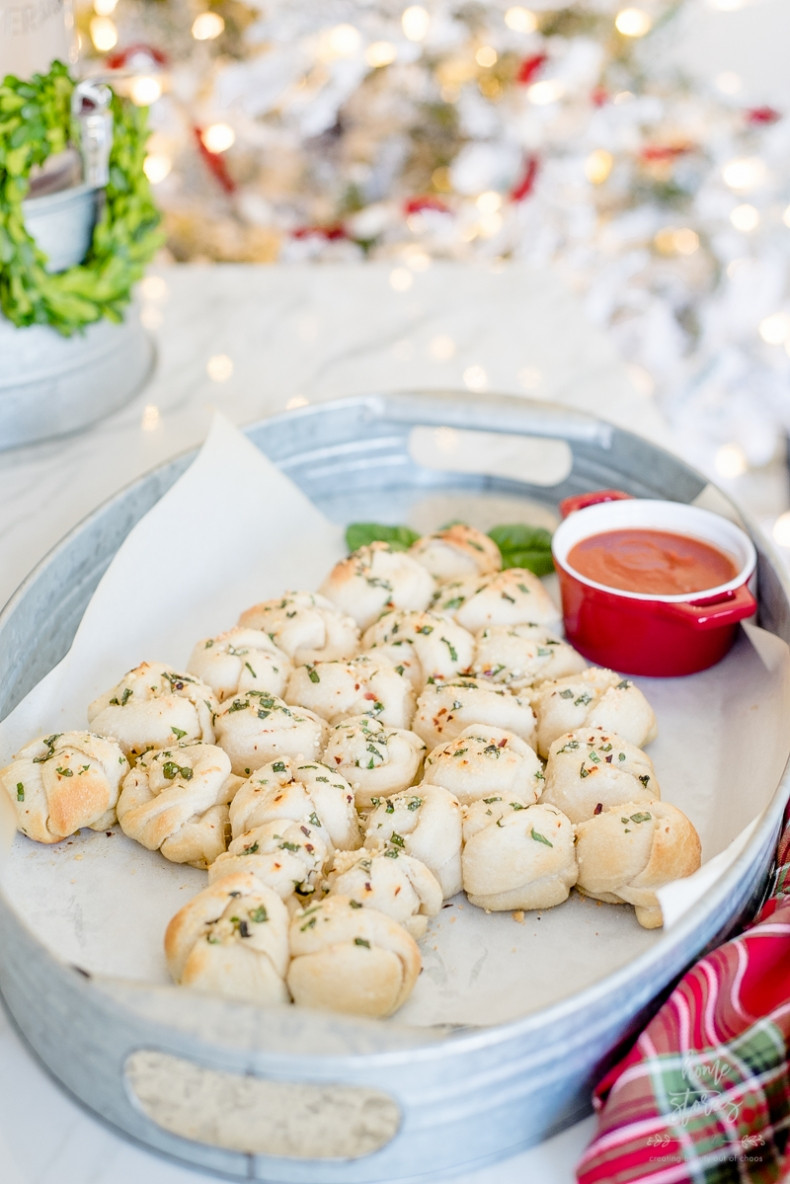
<box><xmin>423</xmin><ymin>724</ymin><xmax>544</xmax><ymax>806</ymax></box>
<box><xmin>213</xmin><ymin>690</ymin><xmax>327</xmax><ymax>777</ymax></box>
<box><xmin>541</xmin><ymin>727</ymin><xmax>659</xmax><ymax>824</ymax></box>
<box><xmin>287</xmin><ymin>895</ymin><xmax>421</xmax><ymax>1018</ymax></box>
<box><xmin>87</xmin><ymin>661</ymin><xmax>218</xmax><ymax>758</ymax></box>
<box><xmin>318</xmin><ymin>542</ymin><xmax>436</xmax><ymax>630</ymax></box>
<box><xmin>164</xmin><ymin>872</ymin><xmax>290</xmax><ymax>1005</ymax></box>
<box><xmin>238</xmin><ymin>590</ymin><xmax>360</xmax><ymax>665</ymax></box>
<box><xmin>228</xmin><ymin>757</ymin><xmax>362</xmax><ymax>853</ymax></box>
<box><xmin>575</xmin><ymin>800</ymin><xmax>702</xmax><ymax>929</ymax></box>
<box><xmin>412</xmin><ymin>676</ymin><xmax>537</xmax><ymax>752</ymax></box>
<box><xmin>322</xmin><ymin>715</ymin><xmax>426</xmax><ymax>808</ymax></box>
<box><xmin>208</xmin><ymin>817</ymin><xmax>328</xmax><ymax>910</ymax></box>
<box><xmin>408</xmin><ymin>524</ymin><xmax>501</xmax><ymax>581</ymax></box>
<box><xmin>284</xmin><ymin>654</ymin><xmax>415</xmax><ymax>729</ymax></box>
<box><xmin>360</xmin><ymin>610</ymin><xmax>475</xmax><ymax>692</ymax></box>
<box><xmin>430</xmin><ymin>568</ymin><xmax>559</xmax><ymax>632</ymax></box>
<box><xmin>365</xmin><ymin>783</ymin><xmax>463</xmax><ymax>899</ymax></box>
<box><xmin>326</xmin><ymin>846</ymin><xmax>443</xmax><ymax>939</ymax></box>
<box><xmin>530</xmin><ymin>668</ymin><xmax>658</xmax><ymax>758</ymax></box>
<box><xmin>187</xmin><ymin>627</ymin><xmax>292</xmax><ymax>701</ymax></box>
<box><xmin>117</xmin><ymin>742</ymin><xmax>238</xmax><ymax>868</ymax></box>
<box><xmin>471</xmin><ymin>623</ymin><xmax>587</xmax><ymax>690</ymax></box>
<box><xmin>462</xmin><ymin>798</ymin><xmax>577</xmax><ymax>912</ymax></box>
<box><xmin>1</xmin><ymin>730</ymin><xmax>129</xmax><ymax>844</ymax></box>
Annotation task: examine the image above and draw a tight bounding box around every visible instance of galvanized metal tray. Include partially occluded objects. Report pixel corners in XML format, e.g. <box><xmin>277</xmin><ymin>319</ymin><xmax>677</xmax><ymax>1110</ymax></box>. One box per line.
<box><xmin>1</xmin><ymin>390</ymin><xmax>789</xmax><ymax>1183</ymax></box>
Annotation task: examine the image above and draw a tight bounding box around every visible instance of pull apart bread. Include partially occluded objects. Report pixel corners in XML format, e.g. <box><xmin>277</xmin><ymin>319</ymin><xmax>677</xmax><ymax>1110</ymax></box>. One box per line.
<box><xmin>408</xmin><ymin>523</ymin><xmax>502</xmax><ymax>582</ymax></box>
<box><xmin>165</xmin><ymin>872</ymin><xmax>290</xmax><ymax>1005</ymax></box>
<box><xmin>2</xmin><ymin>521</ymin><xmax>706</xmax><ymax>1022</ymax></box>
<box><xmin>287</xmin><ymin>895</ymin><xmax>421</xmax><ymax>1019</ymax></box>
<box><xmin>0</xmin><ymin>730</ymin><xmax>129</xmax><ymax>843</ymax></box>
<box><xmin>284</xmin><ymin>654</ymin><xmax>416</xmax><ymax>729</ymax></box>
<box><xmin>237</xmin><ymin>591</ymin><xmax>360</xmax><ymax>665</ymax></box>
<box><xmin>319</xmin><ymin>541</ymin><xmax>437</xmax><ymax>630</ymax></box>
<box><xmin>186</xmin><ymin>627</ymin><xmax>293</xmax><ymax>701</ymax></box>
<box><xmin>360</xmin><ymin>609</ymin><xmax>476</xmax><ymax>692</ymax></box>
<box><xmin>116</xmin><ymin>742</ymin><xmax>239</xmax><ymax>868</ymax></box>
<box><xmin>87</xmin><ymin>661</ymin><xmax>218</xmax><ymax>758</ymax></box>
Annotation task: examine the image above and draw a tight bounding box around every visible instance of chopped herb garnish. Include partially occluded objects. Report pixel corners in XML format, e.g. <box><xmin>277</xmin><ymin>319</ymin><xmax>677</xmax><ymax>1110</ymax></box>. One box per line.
<box><xmin>55</xmin><ymin>766</ymin><xmax>73</xmax><ymax>777</ymax></box>
<box><xmin>354</xmin><ymin>937</ymin><xmax>371</xmax><ymax>948</ymax></box>
<box><xmin>249</xmin><ymin>905</ymin><xmax>268</xmax><ymax>922</ymax></box>
<box><xmin>16</xmin><ymin>782</ymin><xmax>24</xmax><ymax>801</ymax></box>
<box><xmin>530</xmin><ymin>828</ymin><xmax>553</xmax><ymax>847</ymax></box>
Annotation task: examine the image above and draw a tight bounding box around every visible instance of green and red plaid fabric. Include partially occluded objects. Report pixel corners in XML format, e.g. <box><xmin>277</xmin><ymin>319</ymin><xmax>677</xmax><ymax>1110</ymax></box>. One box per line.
<box><xmin>576</xmin><ymin>806</ymin><xmax>790</xmax><ymax>1184</ymax></box>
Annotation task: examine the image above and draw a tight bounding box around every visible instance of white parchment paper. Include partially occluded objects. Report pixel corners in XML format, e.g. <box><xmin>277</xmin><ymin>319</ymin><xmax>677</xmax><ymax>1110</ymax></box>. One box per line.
<box><xmin>2</xmin><ymin>413</ymin><xmax>789</xmax><ymax>1028</ymax></box>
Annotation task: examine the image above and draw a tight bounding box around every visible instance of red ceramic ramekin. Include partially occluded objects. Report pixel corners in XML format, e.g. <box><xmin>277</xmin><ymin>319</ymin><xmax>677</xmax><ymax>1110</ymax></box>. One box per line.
<box><xmin>551</xmin><ymin>489</ymin><xmax>758</xmax><ymax>676</ymax></box>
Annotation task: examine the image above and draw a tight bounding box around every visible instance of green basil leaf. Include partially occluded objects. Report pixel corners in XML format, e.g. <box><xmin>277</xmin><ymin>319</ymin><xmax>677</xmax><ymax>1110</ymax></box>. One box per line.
<box><xmin>345</xmin><ymin>522</ymin><xmax>421</xmax><ymax>553</ymax></box>
<box><xmin>487</xmin><ymin>524</ymin><xmax>554</xmax><ymax>575</ymax></box>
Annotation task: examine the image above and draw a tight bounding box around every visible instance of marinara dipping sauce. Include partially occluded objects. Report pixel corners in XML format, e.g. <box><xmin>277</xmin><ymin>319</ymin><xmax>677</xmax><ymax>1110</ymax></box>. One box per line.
<box><xmin>567</xmin><ymin>528</ymin><xmax>739</xmax><ymax>597</ymax></box>
<box><xmin>552</xmin><ymin>491</ymin><xmax>758</xmax><ymax>675</ymax></box>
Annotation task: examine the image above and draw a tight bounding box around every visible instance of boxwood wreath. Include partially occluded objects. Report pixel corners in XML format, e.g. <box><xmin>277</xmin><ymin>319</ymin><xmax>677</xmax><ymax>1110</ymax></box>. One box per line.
<box><xmin>0</xmin><ymin>60</ymin><xmax>162</xmax><ymax>336</ymax></box>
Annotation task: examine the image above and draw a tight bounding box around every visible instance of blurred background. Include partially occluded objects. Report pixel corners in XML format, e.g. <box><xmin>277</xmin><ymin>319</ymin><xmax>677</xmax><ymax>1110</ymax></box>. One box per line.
<box><xmin>20</xmin><ymin>1</ymin><xmax>790</xmax><ymax>538</ymax></box>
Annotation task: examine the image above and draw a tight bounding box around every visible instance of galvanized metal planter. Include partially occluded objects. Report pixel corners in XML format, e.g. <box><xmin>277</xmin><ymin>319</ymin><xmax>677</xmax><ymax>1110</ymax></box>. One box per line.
<box><xmin>0</xmin><ymin>391</ymin><xmax>788</xmax><ymax>1182</ymax></box>
<box><xmin>0</xmin><ymin>181</ymin><xmax>154</xmax><ymax>451</ymax></box>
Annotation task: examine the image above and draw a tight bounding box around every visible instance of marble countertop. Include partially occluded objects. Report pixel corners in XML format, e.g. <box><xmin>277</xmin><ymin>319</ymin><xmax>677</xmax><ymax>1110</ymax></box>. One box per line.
<box><xmin>0</xmin><ymin>260</ymin><xmax>774</xmax><ymax>1184</ymax></box>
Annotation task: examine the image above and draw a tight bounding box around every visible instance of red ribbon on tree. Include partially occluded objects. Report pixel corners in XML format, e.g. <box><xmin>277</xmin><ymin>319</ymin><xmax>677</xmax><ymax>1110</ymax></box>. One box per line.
<box><xmin>193</xmin><ymin>126</ymin><xmax>236</xmax><ymax>195</ymax></box>
<box><xmin>509</xmin><ymin>155</ymin><xmax>540</xmax><ymax>202</ymax></box>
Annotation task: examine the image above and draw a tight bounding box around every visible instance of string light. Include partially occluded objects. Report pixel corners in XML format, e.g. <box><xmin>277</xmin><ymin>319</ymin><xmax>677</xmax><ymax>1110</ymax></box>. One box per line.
<box><xmin>615</xmin><ymin>8</ymin><xmax>652</xmax><ymax>37</ymax></box>
<box><xmin>505</xmin><ymin>7</ymin><xmax>538</xmax><ymax>33</ymax></box>
<box><xmin>528</xmin><ymin>79</ymin><xmax>565</xmax><ymax>105</ymax></box>
<box><xmin>730</xmin><ymin>204</ymin><xmax>760</xmax><ymax>232</ymax></box>
<box><xmin>654</xmin><ymin>227</ymin><xmax>700</xmax><ymax>256</ymax></box>
<box><xmin>476</xmin><ymin>191</ymin><xmax>502</xmax><ymax>214</ymax></box>
<box><xmin>201</xmin><ymin>124</ymin><xmax>235</xmax><ymax>153</ymax></box>
<box><xmin>366</xmin><ymin>41</ymin><xmax>397</xmax><ymax>67</ymax></box>
<box><xmin>192</xmin><ymin>12</ymin><xmax>225</xmax><ymax>40</ymax></box>
<box><xmin>722</xmin><ymin>157</ymin><xmax>767</xmax><ymax>192</ymax></box>
<box><xmin>89</xmin><ymin>15</ymin><xmax>118</xmax><ymax>51</ymax></box>
<box><xmin>402</xmin><ymin>6</ymin><xmax>430</xmax><ymax>41</ymax></box>
<box><xmin>129</xmin><ymin>76</ymin><xmax>162</xmax><ymax>106</ymax></box>
<box><xmin>759</xmin><ymin>313</ymin><xmax>790</xmax><ymax>345</ymax></box>
<box><xmin>585</xmin><ymin>150</ymin><xmax>614</xmax><ymax>185</ymax></box>
<box><xmin>143</xmin><ymin>153</ymin><xmax>172</xmax><ymax>184</ymax></box>
<box><xmin>772</xmin><ymin>512</ymin><xmax>790</xmax><ymax>548</ymax></box>
<box><xmin>93</xmin><ymin>0</ymin><xmax>117</xmax><ymax>14</ymax></box>
<box><xmin>475</xmin><ymin>46</ymin><xmax>498</xmax><ymax>68</ymax></box>
<box><xmin>323</xmin><ymin>24</ymin><xmax>362</xmax><ymax>58</ymax></box>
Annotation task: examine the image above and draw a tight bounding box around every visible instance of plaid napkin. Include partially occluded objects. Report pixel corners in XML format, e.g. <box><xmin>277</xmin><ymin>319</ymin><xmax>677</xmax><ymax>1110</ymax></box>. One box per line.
<box><xmin>576</xmin><ymin>805</ymin><xmax>790</xmax><ymax>1184</ymax></box>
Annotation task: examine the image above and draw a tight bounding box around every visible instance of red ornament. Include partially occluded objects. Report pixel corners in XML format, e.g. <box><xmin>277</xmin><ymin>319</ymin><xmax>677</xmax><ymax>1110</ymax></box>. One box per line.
<box><xmin>509</xmin><ymin>155</ymin><xmax>539</xmax><ymax>202</ymax></box>
<box><xmin>105</xmin><ymin>43</ymin><xmax>170</xmax><ymax>70</ymax></box>
<box><xmin>747</xmin><ymin>106</ymin><xmax>781</xmax><ymax>125</ymax></box>
<box><xmin>193</xmin><ymin>126</ymin><xmax>236</xmax><ymax>195</ymax></box>
<box><xmin>403</xmin><ymin>196</ymin><xmax>450</xmax><ymax>215</ymax></box>
<box><xmin>516</xmin><ymin>53</ymin><xmax>548</xmax><ymax>86</ymax></box>
<box><xmin>291</xmin><ymin>224</ymin><xmax>347</xmax><ymax>241</ymax></box>
<box><xmin>640</xmin><ymin>143</ymin><xmax>693</xmax><ymax>162</ymax></box>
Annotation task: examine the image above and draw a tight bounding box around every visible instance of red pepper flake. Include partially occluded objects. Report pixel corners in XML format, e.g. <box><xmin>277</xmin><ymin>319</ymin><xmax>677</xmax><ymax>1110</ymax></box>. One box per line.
<box><xmin>498</xmin><ymin>738</ymin><xmax>508</xmax><ymax>748</ymax></box>
<box><xmin>594</xmin><ymin>803</ymin><xmax>603</xmax><ymax>815</ymax></box>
